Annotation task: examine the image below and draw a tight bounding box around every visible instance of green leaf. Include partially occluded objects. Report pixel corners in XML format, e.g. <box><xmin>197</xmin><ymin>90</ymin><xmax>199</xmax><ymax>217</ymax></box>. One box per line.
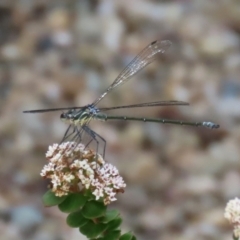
<box><xmin>82</xmin><ymin>201</ymin><xmax>107</xmax><ymax>219</ymax></box>
<box><xmin>42</xmin><ymin>190</ymin><xmax>67</xmax><ymax>207</ymax></box>
<box><xmin>79</xmin><ymin>220</ymin><xmax>108</xmax><ymax>238</ymax></box>
<box><xmin>58</xmin><ymin>193</ymin><xmax>87</xmax><ymax>213</ymax></box>
<box><xmin>66</xmin><ymin>210</ymin><xmax>88</xmax><ymax>228</ymax></box>
<box><xmin>102</xmin><ymin>230</ymin><xmax>121</xmax><ymax>240</ymax></box>
<box><xmin>233</xmin><ymin>233</ymin><xmax>239</xmax><ymax>240</ymax></box>
<box><xmin>99</xmin><ymin>209</ymin><xmax>119</xmax><ymax>223</ymax></box>
<box><xmin>119</xmin><ymin>232</ymin><xmax>136</xmax><ymax>240</ymax></box>
<box><xmin>83</xmin><ymin>189</ymin><xmax>95</xmax><ymax>199</ymax></box>
<box><xmin>106</xmin><ymin>217</ymin><xmax>122</xmax><ymax>231</ymax></box>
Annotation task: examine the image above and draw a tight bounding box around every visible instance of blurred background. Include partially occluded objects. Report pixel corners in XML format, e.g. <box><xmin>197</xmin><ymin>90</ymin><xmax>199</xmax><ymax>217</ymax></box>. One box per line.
<box><xmin>0</xmin><ymin>0</ymin><xmax>240</xmax><ymax>239</ymax></box>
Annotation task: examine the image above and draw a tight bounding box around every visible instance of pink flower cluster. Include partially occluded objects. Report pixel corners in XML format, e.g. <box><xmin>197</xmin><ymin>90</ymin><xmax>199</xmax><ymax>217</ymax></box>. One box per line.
<box><xmin>41</xmin><ymin>142</ymin><xmax>126</xmax><ymax>205</ymax></box>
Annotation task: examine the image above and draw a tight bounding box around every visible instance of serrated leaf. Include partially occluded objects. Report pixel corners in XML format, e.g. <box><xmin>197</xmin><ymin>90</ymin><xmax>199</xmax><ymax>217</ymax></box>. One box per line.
<box><xmin>58</xmin><ymin>193</ymin><xmax>87</xmax><ymax>213</ymax></box>
<box><xmin>79</xmin><ymin>220</ymin><xmax>108</xmax><ymax>238</ymax></box>
<box><xmin>99</xmin><ymin>209</ymin><xmax>119</xmax><ymax>223</ymax></box>
<box><xmin>82</xmin><ymin>201</ymin><xmax>107</xmax><ymax>219</ymax></box>
<box><xmin>119</xmin><ymin>232</ymin><xmax>135</xmax><ymax>240</ymax></box>
<box><xmin>106</xmin><ymin>217</ymin><xmax>122</xmax><ymax>231</ymax></box>
<box><xmin>42</xmin><ymin>190</ymin><xmax>67</xmax><ymax>207</ymax></box>
<box><xmin>66</xmin><ymin>210</ymin><xmax>88</xmax><ymax>228</ymax></box>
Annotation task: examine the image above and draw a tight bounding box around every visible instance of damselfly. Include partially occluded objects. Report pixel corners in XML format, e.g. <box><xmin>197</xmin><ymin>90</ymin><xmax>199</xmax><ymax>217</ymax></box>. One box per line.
<box><xmin>23</xmin><ymin>40</ymin><xmax>219</xmax><ymax>156</ymax></box>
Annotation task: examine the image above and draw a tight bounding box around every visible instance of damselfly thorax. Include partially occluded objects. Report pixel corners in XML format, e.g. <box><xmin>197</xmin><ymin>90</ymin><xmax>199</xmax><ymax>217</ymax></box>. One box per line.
<box><xmin>60</xmin><ymin>105</ymin><xmax>107</xmax><ymax>126</ymax></box>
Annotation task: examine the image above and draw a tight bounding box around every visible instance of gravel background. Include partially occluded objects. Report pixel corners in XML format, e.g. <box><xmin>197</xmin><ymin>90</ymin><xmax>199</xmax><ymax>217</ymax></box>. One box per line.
<box><xmin>0</xmin><ymin>1</ymin><xmax>240</xmax><ymax>240</ymax></box>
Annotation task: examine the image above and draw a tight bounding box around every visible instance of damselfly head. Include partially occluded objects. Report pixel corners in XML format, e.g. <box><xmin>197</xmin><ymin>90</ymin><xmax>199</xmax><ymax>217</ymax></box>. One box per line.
<box><xmin>60</xmin><ymin>110</ymin><xmax>75</xmax><ymax>122</ymax></box>
<box><xmin>60</xmin><ymin>112</ymin><xmax>68</xmax><ymax>122</ymax></box>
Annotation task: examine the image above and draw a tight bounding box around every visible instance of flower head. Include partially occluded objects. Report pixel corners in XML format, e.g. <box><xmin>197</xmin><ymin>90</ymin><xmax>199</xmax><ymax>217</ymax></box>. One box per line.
<box><xmin>224</xmin><ymin>197</ymin><xmax>240</xmax><ymax>238</ymax></box>
<box><xmin>41</xmin><ymin>142</ymin><xmax>126</xmax><ymax>205</ymax></box>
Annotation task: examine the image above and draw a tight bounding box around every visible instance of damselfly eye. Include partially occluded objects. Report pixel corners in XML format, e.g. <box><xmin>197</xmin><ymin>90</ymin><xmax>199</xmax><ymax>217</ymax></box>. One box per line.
<box><xmin>60</xmin><ymin>113</ymin><xmax>66</xmax><ymax>119</ymax></box>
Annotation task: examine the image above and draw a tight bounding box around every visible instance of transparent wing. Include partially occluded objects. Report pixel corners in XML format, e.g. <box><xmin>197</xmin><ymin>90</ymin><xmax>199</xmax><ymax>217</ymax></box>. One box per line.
<box><xmin>99</xmin><ymin>100</ymin><xmax>188</xmax><ymax>111</ymax></box>
<box><xmin>23</xmin><ymin>106</ymin><xmax>85</xmax><ymax>113</ymax></box>
<box><xmin>92</xmin><ymin>40</ymin><xmax>172</xmax><ymax>106</ymax></box>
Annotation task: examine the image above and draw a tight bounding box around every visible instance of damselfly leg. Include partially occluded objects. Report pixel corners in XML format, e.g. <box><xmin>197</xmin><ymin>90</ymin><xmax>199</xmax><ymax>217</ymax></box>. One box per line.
<box><xmin>83</xmin><ymin>125</ymin><xmax>107</xmax><ymax>157</ymax></box>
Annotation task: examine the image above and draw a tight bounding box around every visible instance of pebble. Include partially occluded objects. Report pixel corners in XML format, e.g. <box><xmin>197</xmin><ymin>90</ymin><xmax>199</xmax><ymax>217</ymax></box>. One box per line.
<box><xmin>1</xmin><ymin>1</ymin><xmax>239</xmax><ymax>240</ymax></box>
<box><xmin>11</xmin><ymin>206</ymin><xmax>43</xmax><ymax>232</ymax></box>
